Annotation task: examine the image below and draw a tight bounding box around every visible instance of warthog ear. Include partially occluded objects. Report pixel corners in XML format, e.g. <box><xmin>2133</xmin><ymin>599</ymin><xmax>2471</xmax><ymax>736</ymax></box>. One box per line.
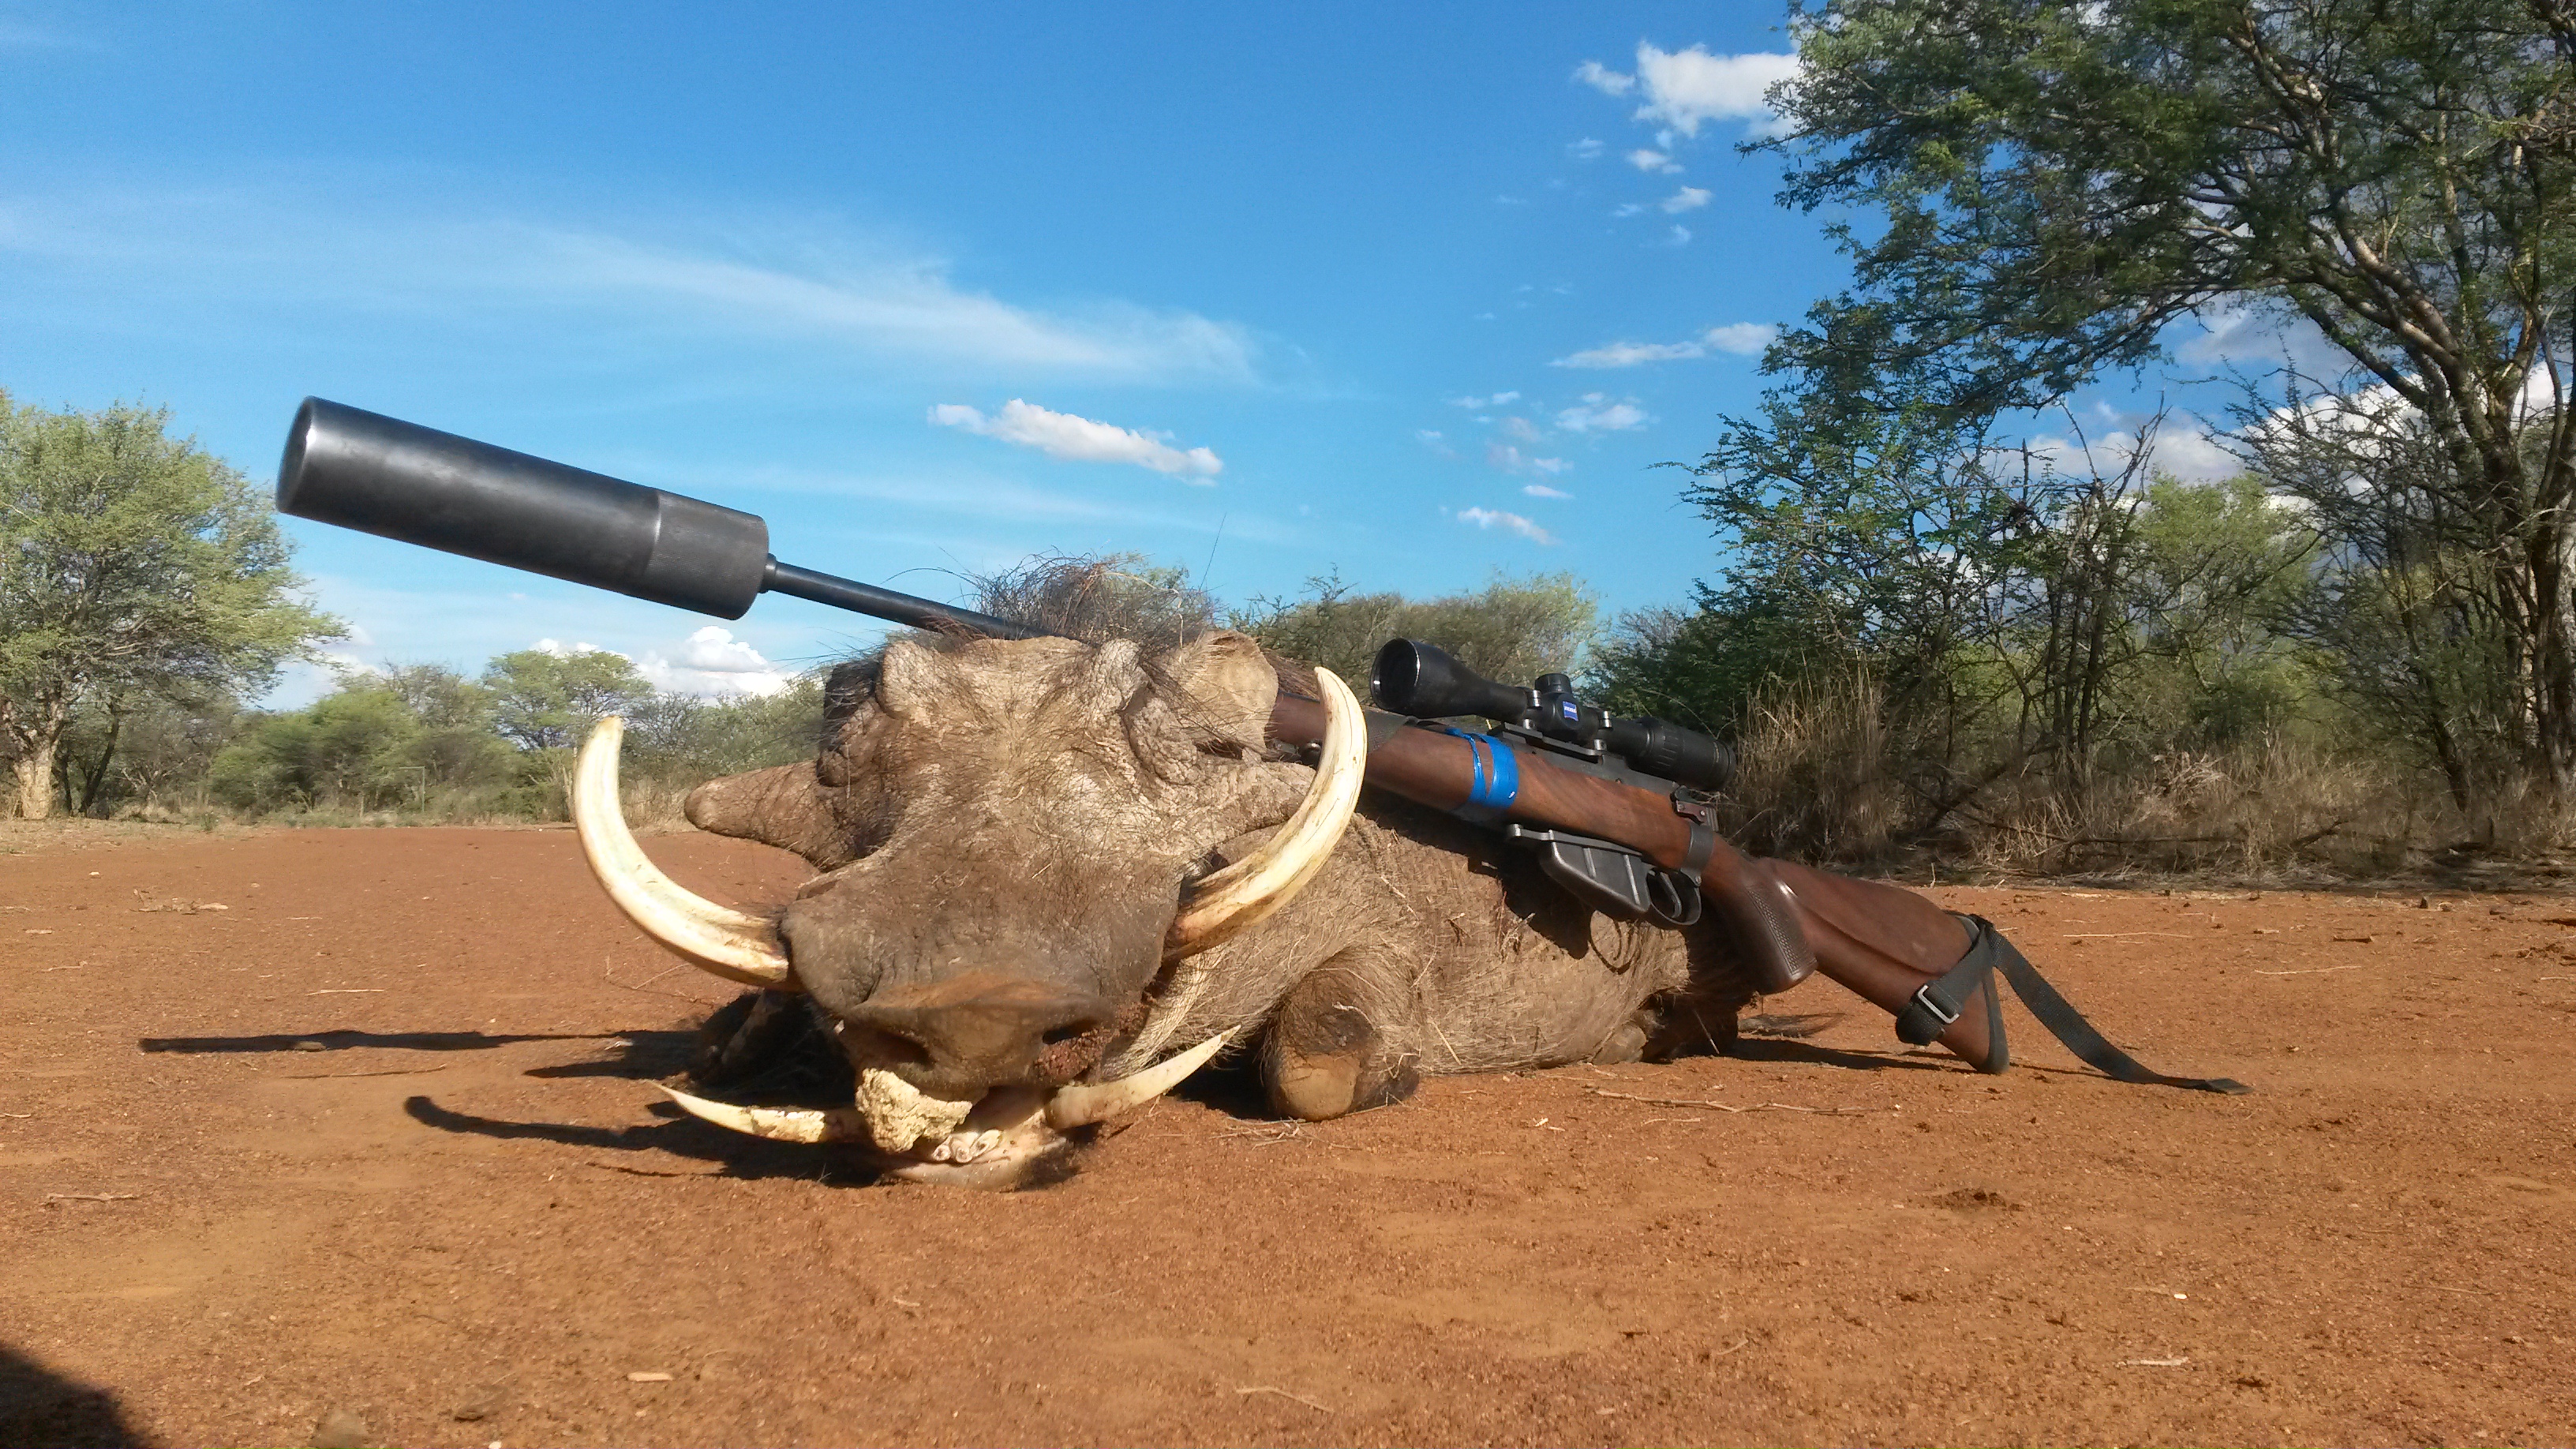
<box><xmin>1159</xmin><ymin>630</ymin><xmax>1279</xmax><ymax>751</ymax></box>
<box><xmin>684</xmin><ymin>763</ymin><xmax>854</xmax><ymax>868</ymax></box>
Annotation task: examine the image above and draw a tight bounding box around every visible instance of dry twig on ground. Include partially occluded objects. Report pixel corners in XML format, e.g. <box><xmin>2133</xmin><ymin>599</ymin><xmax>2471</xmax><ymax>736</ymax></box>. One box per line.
<box><xmin>1584</xmin><ymin>1088</ymin><xmax>1889</xmax><ymax>1115</ymax></box>
<box><xmin>1235</xmin><ymin>1385</ymin><xmax>1330</xmax><ymax>1413</ymax></box>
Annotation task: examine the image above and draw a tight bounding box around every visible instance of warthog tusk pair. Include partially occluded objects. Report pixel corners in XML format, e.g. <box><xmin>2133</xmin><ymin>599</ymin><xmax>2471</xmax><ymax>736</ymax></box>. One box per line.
<box><xmin>570</xmin><ymin>665</ymin><xmax>1368</xmax><ymax>989</ymax></box>
<box><xmin>657</xmin><ymin>1029</ymin><xmax>1234</xmax><ymax>1147</ymax></box>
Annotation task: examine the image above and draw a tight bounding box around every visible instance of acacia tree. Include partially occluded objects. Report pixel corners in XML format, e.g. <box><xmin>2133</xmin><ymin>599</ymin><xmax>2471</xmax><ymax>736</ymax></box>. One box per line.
<box><xmin>1675</xmin><ymin>399</ymin><xmax>2269</xmax><ymax>826</ymax></box>
<box><xmin>0</xmin><ymin>395</ymin><xmax>335</xmax><ymax>818</ymax></box>
<box><xmin>480</xmin><ymin>648</ymin><xmax>656</xmax><ymax>752</ymax></box>
<box><xmin>1762</xmin><ymin>0</ymin><xmax>2576</xmax><ymax>794</ymax></box>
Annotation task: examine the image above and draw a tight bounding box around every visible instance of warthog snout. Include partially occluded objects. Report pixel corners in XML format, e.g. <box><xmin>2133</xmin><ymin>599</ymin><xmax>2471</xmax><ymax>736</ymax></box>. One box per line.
<box><xmin>841</xmin><ymin>971</ymin><xmax>1114</xmax><ymax>1099</ymax></box>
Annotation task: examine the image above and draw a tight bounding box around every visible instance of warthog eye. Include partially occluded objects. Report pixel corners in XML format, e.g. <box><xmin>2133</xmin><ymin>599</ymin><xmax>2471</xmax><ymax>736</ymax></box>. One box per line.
<box><xmin>1179</xmin><ymin>848</ymin><xmax>1229</xmax><ymax>887</ymax></box>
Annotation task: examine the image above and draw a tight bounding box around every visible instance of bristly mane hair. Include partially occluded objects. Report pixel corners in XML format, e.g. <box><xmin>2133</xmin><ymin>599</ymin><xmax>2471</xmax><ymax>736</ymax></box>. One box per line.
<box><xmin>818</xmin><ymin>555</ymin><xmax>1310</xmax><ymax>762</ymax></box>
<box><xmin>964</xmin><ymin>554</ymin><xmax>1218</xmax><ymax>649</ymax></box>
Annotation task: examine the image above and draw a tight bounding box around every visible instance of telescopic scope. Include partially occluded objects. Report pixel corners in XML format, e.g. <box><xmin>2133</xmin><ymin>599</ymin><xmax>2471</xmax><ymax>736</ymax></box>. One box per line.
<box><xmin>1370</xmin><ymin>638</ymin><xmax>1735</xmax><ymax>792</ymax></box>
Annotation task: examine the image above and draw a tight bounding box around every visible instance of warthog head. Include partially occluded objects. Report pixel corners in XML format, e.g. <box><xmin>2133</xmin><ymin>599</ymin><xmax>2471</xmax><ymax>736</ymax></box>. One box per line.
<box><xmin>572</xmin><ymin>631</ymin><xmax>1364</xmax><ymax>1186</ymax></box>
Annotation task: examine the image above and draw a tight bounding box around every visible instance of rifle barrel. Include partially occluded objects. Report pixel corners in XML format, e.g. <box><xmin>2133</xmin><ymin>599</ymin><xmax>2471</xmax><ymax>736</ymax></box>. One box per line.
<box><xmin>762</xmin><ymin>560</ymin><xmax>1045</xmax><ymax>639</ymax></box>
<box><xmin>277</xmin><ymin>397</ymin><xmax>1048</xmax><ymax>639</ymax></box>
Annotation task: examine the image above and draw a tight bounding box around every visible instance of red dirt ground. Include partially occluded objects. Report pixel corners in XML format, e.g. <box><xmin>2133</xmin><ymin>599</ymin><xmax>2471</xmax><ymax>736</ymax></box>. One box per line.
<box><xmin>3</xmin><ymin>825</ymin><xmax>2572</xmax><ymax>1448</ymax></box>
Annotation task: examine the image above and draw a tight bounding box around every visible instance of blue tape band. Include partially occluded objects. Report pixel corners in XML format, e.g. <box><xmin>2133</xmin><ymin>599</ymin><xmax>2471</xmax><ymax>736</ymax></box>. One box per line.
<box><xmin>1481</xmin><ymin>735</ymin><xmax>1520</xmax><ymax>809</ymax></box>
<box><xmin>1433</xmin><ymin>724</ymin><xmax>1522</xmax><ymax>812</ymax></box>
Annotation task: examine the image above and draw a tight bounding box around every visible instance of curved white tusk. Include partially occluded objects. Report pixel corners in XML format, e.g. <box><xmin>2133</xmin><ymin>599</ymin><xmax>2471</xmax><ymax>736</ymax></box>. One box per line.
<box><xmin>1163</xmin><ymin>665</ymin><xmax>1367</xmax><ymax>959</ymax></box>
<box><xmin>1044</xmin><ymin>1030</ymin><xmax>1231</xmax><ymax>1129</ymax></box>
<box><xmin>574</xmin><ymin>717</ymin><xmax>799</xmax><ymax>990</ymax></box>
<box><xmin>658</xmin><ymin>1085</ymin><xmax>867</xmax><ymax>1143</ymax></box>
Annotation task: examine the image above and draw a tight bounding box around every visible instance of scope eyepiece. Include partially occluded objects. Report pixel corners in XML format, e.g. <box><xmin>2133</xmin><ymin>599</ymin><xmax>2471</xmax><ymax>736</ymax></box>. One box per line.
<box><xmin>1605</xmin><ymin>716</ymin><xmax>1735</xmax><ymax>794</ymax></box>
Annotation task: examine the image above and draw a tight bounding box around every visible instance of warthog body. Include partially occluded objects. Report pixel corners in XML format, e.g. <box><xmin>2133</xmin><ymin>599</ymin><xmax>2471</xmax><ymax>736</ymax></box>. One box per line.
<box><xmin>613</xmin><ymin>630</ymin><xmax>1756</xmax><ymax>1185</ymax></box>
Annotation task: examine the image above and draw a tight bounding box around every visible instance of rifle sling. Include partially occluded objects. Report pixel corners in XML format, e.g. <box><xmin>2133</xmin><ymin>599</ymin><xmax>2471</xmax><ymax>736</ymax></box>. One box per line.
<box><xmin>1896</xmin><ymin>915</ymin><xmax>2251</xmax><ymax>1095</ymax></box>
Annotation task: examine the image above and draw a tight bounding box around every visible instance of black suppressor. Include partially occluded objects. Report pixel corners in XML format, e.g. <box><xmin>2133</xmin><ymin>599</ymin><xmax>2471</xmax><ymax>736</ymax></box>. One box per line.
<box><xmin>1370</xmin><ymin>638</ymin><xmax>1735</xmax><ymax>793</ymax></box>
<box><xmin>275</xmin><ymin>399</ymin><xmax>1041</xmax><ymax>638</ymax></box>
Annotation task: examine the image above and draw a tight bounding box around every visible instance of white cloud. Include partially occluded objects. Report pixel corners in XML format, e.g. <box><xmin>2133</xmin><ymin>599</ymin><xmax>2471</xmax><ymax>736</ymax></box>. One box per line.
<box><xmin>2024</xmin><ymin>406</ymin><xmax>2246</xmax><ymax>486</ymax></box>
<box><xmin>528</xmin><ymin>626</ymin><xmax>795</xmax><ymax>698</ymax></box>
<box><xmin>1663</xmin><ymin>224</ymin><xmax>1694</xmax><ymax>247</ymax></box>
<box><xmin>1573</xmin><ymin>60</ymin><xmax>1636</xmax><ymax>96</ymax></box>
<box><xmin>537</xmin><ymin>234</ymin><xmax>1259</xmax><ymax>382</ymax></box>
<box><xmin>1556</xmin><ymin>339</ymin><xmax>1704</xmax><ymax>368</ymax></box>
<box><xmin>0</xmin><ymin>187</ymin><xmax>1260</xmax><ymax>384</ymax></box>
<box><xmin>1579</xmin><ymin>45</ymin><xmax>1801</xmax><ymax>140</ymax></box>
<box><xmin>2177</xmin><ymin>299</ymin><xmax>2353</xmax><ymax>380</ymax></box>
<box><xmin>1500</xmin><ymin>415</ymin><xmax>1544</xmax><ymax>443</ymax></box>
<box><xmin>930</xmin><ymin>399</ymin><xmax>1222</xmax><ymax>481</ymax></box>
<box><xmin>639</xmin><ymin>626</ymin><xmax>794</xmax><ymax>698</ymax></box>
<box><xmin>532</xmin><ymin>638</ymin><xmax>617</xmax><ymax>659</ymax></box>
<box><xmin>1661</xmin><ymin>185</ymin><xmax>1713</xmax><ymax>214</ymax></box>
<box><xmin>1556</xmin><ymin>395</ymin><xmax>1652</xmax><ymax>432</ymax></box>
<box><xmin>1485</xmin><ymin>443</ymin><xmax>1571</xmax><ymax>477</ymax></box>
<box><xmin>2147</xmin><ymin>426</ymin><xmax>2244</xmax><ymax>483</ymax></box>
<box><xmin>1567</xmin><ymin>137</ymin><xmax>1605</xmax><ymax>159</ymax></box>
<box><xmin>1702</xmin><ymin>321</ymin><xmax>1777</xmax><ymax>355</ymax></box>
<box><xmin>1522</xmin><ymin>483</ymin><xmax>1572</xmax><ymax>500</ymax></box>
<box><xmin>1458</xmin><ymin>507</ymin><xmax>1559</xmax><ymax>545</ymax></box>
<box><xmin>1415</xmin><ymin>428</ymin><xmax>1455</xmax><ymax>457</ymax></box>
<box><xmin>1554</xmin><ymin>320</ymin><xmax>1772</xmax><ymax>368</ymax></box>
<box><xmin>1626</xmin><ymin>148</ymin><xmax>1682</xmax><ymax>174</ymax></box>
<box><xmin>1451</xmin><ymin>391</ymin><xmax>1521</xmax><ymax>408</ymax></box>
<box><xmin>1631</xmin><ymin>43</ymin><xmax>1801</xmax><ymax>138</ymax></box>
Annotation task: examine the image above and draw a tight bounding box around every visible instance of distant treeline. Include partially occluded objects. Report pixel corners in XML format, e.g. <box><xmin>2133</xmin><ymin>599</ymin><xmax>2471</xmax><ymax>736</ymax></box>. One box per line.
<box><xmin>51</xmin><ymin>647</ymin><xmax>826</xmax><ymax>826</ymax></box>
<box><xmin>13</xmin><ymin>524</ymin><xmax>2576</xmax><ymax>884</ymax></box>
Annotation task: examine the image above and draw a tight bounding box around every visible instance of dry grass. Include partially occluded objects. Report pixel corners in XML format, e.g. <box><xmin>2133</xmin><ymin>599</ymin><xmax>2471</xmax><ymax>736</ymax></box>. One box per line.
<box><xmin>1717</xmin><ymin>672</ymin><xmax>2574</xmax><ymax>887</ymax></box>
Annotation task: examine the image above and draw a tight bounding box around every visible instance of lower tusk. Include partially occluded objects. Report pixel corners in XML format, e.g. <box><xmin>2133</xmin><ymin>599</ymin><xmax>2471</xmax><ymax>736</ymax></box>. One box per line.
<box><xmin>575</xmin><ymin>717</ymin><xmax>798</xmax><ymax>990</ymax></box>
<box><xmin>1045</xmin><ymin>1031</ymin><xmax>1231</xmax><ymax>1129</ymax></box>
<box><xmin>659</xmin><ymin>1085</ymin><xmax>866</xmax><ymax>1144</ymax></box>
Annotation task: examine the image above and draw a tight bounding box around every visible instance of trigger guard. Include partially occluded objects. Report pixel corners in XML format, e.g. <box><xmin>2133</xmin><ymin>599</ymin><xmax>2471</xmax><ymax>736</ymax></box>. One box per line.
<box><xmin>1646</xmin><ymin>869</ymin><xmax>1702</xmax><ymax>927</ymax></box>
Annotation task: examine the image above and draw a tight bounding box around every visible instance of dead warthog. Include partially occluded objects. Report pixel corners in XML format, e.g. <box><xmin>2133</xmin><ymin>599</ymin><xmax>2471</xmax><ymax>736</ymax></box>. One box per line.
<box><xmin>575</xmin><ymin>631</ymin><xmax>1757</xmax><ymax>1187</ymax></box>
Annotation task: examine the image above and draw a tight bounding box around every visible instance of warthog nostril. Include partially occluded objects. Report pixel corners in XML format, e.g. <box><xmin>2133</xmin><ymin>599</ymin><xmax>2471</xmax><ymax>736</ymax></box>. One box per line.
<box><xmin>841</xmin><ymin>972</ymin><xmax>1113</xmax><ymax>1096</ymax></box>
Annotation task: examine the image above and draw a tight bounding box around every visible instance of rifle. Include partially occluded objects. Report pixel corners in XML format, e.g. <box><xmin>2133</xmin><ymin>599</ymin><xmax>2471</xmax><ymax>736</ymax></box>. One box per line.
<box><xmin>276</xmin><ymin>398</ymin><xmax>2246</xmax><ymax>1093</ymax></box>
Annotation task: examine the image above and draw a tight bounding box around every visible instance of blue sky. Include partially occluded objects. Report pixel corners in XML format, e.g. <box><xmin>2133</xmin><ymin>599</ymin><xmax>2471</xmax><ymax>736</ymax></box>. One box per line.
<box><xmin>1</xmin><ymin>3</ymin><xmax>2255</xmax><ymax>702</ymax></box>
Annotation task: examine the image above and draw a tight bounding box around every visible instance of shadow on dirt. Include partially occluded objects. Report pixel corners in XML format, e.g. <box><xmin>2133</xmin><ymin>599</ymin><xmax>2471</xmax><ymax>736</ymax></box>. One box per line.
<box><xmin>1721</xmin><ymin>1038</ymin><xmax>1967</xmax><ymax>1073</ymax></box>
<box><xmin>519</xmin><ymin>1029</ymin><xmax>697</xmax><ymax>1080</ymax></box>
<box><xmin>399</xmin><ymin>1094</ymin><xmax>887</xmax><ymax>1183</ymax></box>
<box><xmin>137</xmin><ymin>1028</ymin><xmax>626</xmax><ymax>1055</ymax></box>
<box><xmin>0</xmin><ymin>1342</ymin><xmax>152</xmax><ymax>1449</ymax></box>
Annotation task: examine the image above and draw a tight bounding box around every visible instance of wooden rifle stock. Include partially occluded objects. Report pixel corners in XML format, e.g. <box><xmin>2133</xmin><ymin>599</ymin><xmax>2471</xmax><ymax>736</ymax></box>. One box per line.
<box><xmin>1268</xmin><ymin>694</ymin><xmax>2003</xmax><ymax>1072</ymax></box>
